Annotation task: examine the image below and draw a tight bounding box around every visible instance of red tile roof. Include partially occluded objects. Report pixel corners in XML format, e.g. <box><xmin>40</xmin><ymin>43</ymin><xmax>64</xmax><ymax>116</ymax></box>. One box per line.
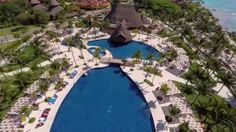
<box><xmin>78</xmin><ymin>0</ymin><xmax>110</xmax><ymax>9</ymax></box>
<box><xmin>0</xmin><ymin>0</ymin><xmax>7</xmax><ymax>3</ymax></box>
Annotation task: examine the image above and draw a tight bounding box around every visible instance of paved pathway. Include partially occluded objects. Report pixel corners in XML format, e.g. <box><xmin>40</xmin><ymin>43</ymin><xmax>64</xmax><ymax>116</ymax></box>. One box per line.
<box><xmin>0</xmin><ymin>35</ymin><xmax>15</xmax><ymax>44</ymax></box>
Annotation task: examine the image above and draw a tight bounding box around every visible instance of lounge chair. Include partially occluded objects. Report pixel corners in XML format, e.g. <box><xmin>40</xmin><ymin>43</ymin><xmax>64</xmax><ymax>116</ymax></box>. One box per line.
<box><xmin>35</xmin><ymin>123</ymin><xmax>44</xmax><ymax>128</ymax></box>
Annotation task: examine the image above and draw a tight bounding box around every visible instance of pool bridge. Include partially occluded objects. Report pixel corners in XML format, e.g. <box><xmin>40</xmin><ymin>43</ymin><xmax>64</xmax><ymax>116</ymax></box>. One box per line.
<box><xmin>99</xmin><ymin>58</ymin><xmax>125</xmax><ymax>65</ymax></box>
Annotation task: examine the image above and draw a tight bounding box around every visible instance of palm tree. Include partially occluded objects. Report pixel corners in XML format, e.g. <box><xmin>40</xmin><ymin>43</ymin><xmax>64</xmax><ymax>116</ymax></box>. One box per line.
<box><xmin>28</xmin><ymin>62</ymin><xmax>40</xmax><ymax>78</ymax></box>
<box><xmin>15</xmin><ymin>72</ymin><xmax>28</xmax><ymax>91</ymax></box>
<box><xmin>93</xmin><ymin>47</ymin><xmax>100</xmax><ymax>66</ymax></box>
<box><xmin>91</xmin><ymin>16</ymin><xmax>99</xmax><ymax>37</ymax></box>
<box><xmin>130</xmin><ymin>50</ymin><xmax>142</xmax><ymax>70</ymax></box>
<box><xmin>0</xmin><ymin>65</ymin><xmax>7</xmax><ymax>80</ymax></box>
<box><xmin>19</xmin><ymin>106</ymin><xmax>32</xmax><ymax>121</ymax></box>
<box><xmin>132</xmin><ymin>50</ymin><xmax>142</xmax><ymax>61</ymax></box>
<box><xmin>216</xmin><ymin>70</ymin><xmax>236</xmax><ymax>94</ymax></box>
<box><xmin>183</xmin><ymin>63</ymin><xmax>201</xmax><ymax>87</ymax></box>
<box><xmin>54</xmin><ymin>37</ymin><xmax>62</xmax><ymax>54</ymax></box>
<box><xmin>191</xmin><ymin>80</ymin><xmax>213</xmax><ymax>106</ymax></box>
<box><xmin>152</xmin><ymin>68</ymin><xmax>161</xmax><ymax>83</ymax></box>
<box><xmin>100</xmin><ymin>20</ymin><xmax>110</xmax><ymax>30</ymax></box>
<box><xmin>228</xmin><ymin>46</ymin><xmax>236</xmax><ymax>62</ymax></box>
<box><xmin>60</xmin><ymin>58</ymin><xmax>70</xmax><ymax>70</ymax></box>
<box><xmin>178</xmin><ymin>122</ymin><xmax>190</xmax><ymax>132</ymax></box>
<box><xmin>183</xmin><ymin>72</ymin><xmax>193</xmax><ymax>87</ymax></box>
<box><xmin>0</xmin><ymin>49</ymin><xmax>9</xmax><ymax>64</ymax></box>
<box><xmin>75</xmin><ymin>33</ymin><xmax>86</xmax><ymax>65</ymax></box>
<box><xmin>13</xmin><ymin>32</ymin><xmax>20</xmax><ymax>40</ymax></box>
<box><xmin>0</xmin><ymin>81</ymin><xmax>15</xmax><ymax>102</ymax></box>
<box><xmin>14</xmin><ymin>56</ymin><xmax>27</xmax><ymax>73</ymax></box>
<box><xmin>67</xmin><ymin>37</ymin><xmax>78</xmax><ymax>67</ymax></box>
<box><xmin>194</xmin><ymin>99</ymin><xmax>211</xmax><ymax>122</ymax></box>
<box><xmin>206</xmin><ymin>95</ymin><xmax>236</xmax><ymax>131</ymax></box>
<box><xmin>144</xmin><ymin>66</ymin><xmax>152</xmax><ymax>78</ymax></box>
<box><xmin>38</xmin><ymin>79</ymin><xmax>49</xmax><ymax>98</ymax></box>
<box><xmin>146</xmin><ymin>54</ymin><xmax>154</xmax><ymax>65</ymax></box>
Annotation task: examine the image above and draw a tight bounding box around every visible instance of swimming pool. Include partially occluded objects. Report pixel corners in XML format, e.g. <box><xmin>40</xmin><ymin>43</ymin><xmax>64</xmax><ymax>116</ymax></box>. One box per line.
<box><xmin>51</xmin><ymin>65</ymin><xmax>154</xmax><ymax>132</ymax></box>
<box><xmin>88</xmin><ymin>39</ymin><xmax>160</xmax><ymax>59</ymax></box>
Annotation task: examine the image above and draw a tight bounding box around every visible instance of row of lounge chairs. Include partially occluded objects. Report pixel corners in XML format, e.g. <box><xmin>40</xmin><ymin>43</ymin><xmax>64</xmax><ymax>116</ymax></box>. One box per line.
<box><xmin>36</xmin><ymin>108</ymin><xmax>51</xmax><ymax>128</ymax></box>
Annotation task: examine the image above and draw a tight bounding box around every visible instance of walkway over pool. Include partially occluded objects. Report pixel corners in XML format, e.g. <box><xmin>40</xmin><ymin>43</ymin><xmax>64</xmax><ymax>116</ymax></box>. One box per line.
<box><xmin>99</xmin><ymin>58</ymin><xmax>124</xmax><ymax>65</ymax></box>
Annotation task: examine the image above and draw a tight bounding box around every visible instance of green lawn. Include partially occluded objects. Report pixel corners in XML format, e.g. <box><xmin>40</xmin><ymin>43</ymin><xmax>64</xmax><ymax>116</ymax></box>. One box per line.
<box><xmin>0</xmin><ymin>40</ymin><xmax>22</xmax><ymax>50</ymax></box>
<box><xmin>1</xmin><ymin>58</ymin><xmax>45</xmax><ymax>72</ymax></box>
<box><xmin>0</xmin><ymin>68</ymin><xmax>44</xmax><ymax>121</ymax></box>
<box><xmin>1</xmin><ymin>45</ymin><xmax>47</xmax><ymax>72</ymax></box>
<box><xmin>0</xmin><ymin>25</ymin><xmax>41</xmax><ymax>37</ymax></box>
<box><xmin>0</xmin><ymin>60</ymin><xmax>65</xmax><ymax>121</ymax></box>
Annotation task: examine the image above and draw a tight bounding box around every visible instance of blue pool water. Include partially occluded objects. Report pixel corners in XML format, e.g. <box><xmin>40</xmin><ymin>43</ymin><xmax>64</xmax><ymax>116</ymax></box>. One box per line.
<box><xmin>88</xmin><ymin>39</ymin><xmax>161</xmax><ymax>59</ymax></box>
<box><xmin>201</xmin><ymin>0</ymin><xmax>236</xmax><ymax>32</ymax></box>
<box><xmin>51</xmin><ymin>65</ymin><xmax>154</xmax><ymax>132</ymax></box>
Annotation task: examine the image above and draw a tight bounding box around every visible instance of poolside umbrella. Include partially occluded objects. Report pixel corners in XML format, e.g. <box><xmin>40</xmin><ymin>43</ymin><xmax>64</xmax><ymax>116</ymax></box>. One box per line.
<box><xmin>109</xmin><ymin>20</ymin><xmax>132</xmax><ymax>44</ymax></box>
<box><xmin>148</xmin><ymin>100</ymin><xmax>156</xmax><ymax>108</ymax></box>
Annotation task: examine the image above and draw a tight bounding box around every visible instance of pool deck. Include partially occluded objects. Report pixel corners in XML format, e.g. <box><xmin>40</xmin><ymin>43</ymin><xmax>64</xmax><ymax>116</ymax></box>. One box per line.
<box><xmin>24</xmin><ymin>30</ymin><xmax>189</xmax><ymax>132</ymax></box>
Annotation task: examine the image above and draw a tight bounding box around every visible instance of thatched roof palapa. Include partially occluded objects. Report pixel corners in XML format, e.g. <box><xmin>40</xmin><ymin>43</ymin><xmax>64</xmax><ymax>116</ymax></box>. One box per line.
<box><xmin>30</xmin><ymin>0</ymin><xmax>47</xmax><ymax>12</ymax></box>
<box><xmin>32</xmin><ymin>4</ymin><xmax>47</xmax><ymax>12</ymax></box>
<box><xmin>105</xmin><ymin>4</ymin><xmax>149</xmax><ymax>28</ymax></box>
<box><xmin>48</xmin><ymin>6</ymin><xmax>63</xmax><ymax>17</ymax></box>
<box><xmin>109</xmin><ymin>20</ymin><xmax>132</xmax><ymax>44</ymax></box>
<box><xmin>30</xmin><ymin>0</ymin><xmax>40</xmax><ymax>5</ymax></box>
<box><xmin>50</xmin><ymin>0</ymin><xmax>60</xmax><ymax>7</ymax></box>
<box><xmin>48</xmin><ymin>0</ymin><xmax>63</xmax><ymax>18</ymax></box>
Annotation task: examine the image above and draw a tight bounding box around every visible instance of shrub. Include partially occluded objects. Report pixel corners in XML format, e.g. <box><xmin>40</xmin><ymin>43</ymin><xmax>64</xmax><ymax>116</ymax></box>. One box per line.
<box><xmin>169</xmin><ymin>105</ymin><xmax>181</xmax><ymax>116</ymax></box>
<box><xmin>160</xmin><ymin>84</ymin><xmax>170</xmax><ymax>94</ymax></box>
<box><xmin>144</xmin><ymin>79</ymin><xmax>154</xmax><ymax>86</ymax></box>
<box><xmin>16</xmin><ymin>12</ymin><xmax>31</xmax><ymax>25</ymax></box>
<box><xmin>165</xmin><ymin>115</ymin><xmax>172</xmax><ymax>123</ymax></box>
<box><xmin>182</xmin><ymin>85</ymin><xmax>194</xmax><ymax>95</ymax></box>
<box><xmin>178</xmin><ymin>122</ymin><xmax>190</xmax><ymax>132</ymax></box>
<box><xmin>28</xmin><ymin>117</ymin><xmax>36</xmax><ymax>124</ymax></box>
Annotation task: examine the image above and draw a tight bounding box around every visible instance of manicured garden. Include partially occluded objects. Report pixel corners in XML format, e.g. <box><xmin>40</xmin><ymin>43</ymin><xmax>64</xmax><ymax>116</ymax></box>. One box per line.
<box><xmin>0</xmin><ymin>25</ymin><xmax>40</xmax><ymax>37</ymax></box>
<box><xmin>0</xmin><ymin>58</ymin><xmax>70</xmax><ymax>121</ymax></box>
<box><xmin>1</xmin><ymin>44</ymin><xmax>47</xmax><ymax>72</ymax></box>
